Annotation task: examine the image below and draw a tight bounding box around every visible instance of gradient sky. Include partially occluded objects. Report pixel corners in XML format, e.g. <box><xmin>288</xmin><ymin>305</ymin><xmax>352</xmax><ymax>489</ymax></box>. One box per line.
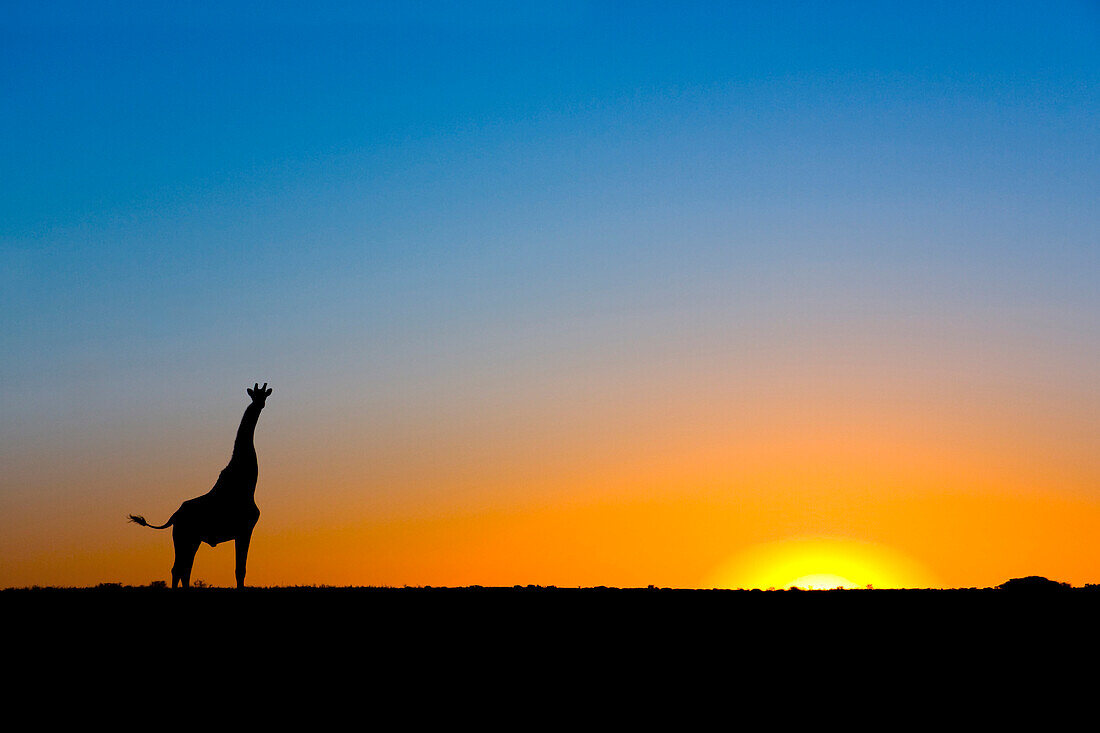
<box><xmin>2</xmin><ymin>1</ymin><xmax>1098</xmax><ymax>588</ymax></box>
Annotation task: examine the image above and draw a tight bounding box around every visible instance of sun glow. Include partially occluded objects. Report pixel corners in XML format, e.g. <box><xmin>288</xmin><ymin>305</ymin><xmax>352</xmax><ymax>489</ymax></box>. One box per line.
<box><xmin>787</xmin><ymin>573</ymin><xmax>859</xmax><ymax>590</ymax></box>
<box><xmin>708</xmin><ymin>537</ymin><xmax>937</xmax><ymax>590</ymax></box>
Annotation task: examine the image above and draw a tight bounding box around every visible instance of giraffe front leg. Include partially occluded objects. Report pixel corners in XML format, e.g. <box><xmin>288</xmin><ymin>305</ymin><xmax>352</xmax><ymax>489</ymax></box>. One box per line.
<box><xmin>235</xmin><ymin>530</ymin><xmax>253</xmax><ymax>589</ymax></box>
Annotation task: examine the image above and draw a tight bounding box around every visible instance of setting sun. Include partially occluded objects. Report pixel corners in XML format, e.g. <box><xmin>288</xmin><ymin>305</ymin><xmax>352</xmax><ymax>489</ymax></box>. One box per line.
<box><xmin>708</xmin><ymin>537</ymin><xmax>938</xmax><ymax>590</ymax></box>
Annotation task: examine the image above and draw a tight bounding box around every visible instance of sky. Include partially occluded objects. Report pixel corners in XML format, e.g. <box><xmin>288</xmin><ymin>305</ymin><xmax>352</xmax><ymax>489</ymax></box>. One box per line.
<box><xmin>2</xmin><ymin>1</ymin><xmax>1098</xmax><ymax>588</ymax></box>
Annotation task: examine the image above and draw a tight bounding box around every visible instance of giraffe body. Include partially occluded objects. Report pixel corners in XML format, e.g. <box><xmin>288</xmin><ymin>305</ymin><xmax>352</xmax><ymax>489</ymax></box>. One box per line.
<box><xmin>130</xmin><ymin>384</ymin><xmax>271</xmax><ymax>588</ymax></box>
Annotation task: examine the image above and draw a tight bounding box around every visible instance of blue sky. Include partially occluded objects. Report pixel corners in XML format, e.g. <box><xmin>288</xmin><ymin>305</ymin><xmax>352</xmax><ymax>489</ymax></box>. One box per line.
<box><xmin>2</xmin><ymin>0</ymin><xmax>1097</xmax><ymax>456</ymax></box>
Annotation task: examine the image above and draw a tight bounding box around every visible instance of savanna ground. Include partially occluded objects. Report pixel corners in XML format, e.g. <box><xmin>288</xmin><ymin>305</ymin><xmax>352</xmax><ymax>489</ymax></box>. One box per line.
<box><xmin>7</xmin><ymin>582</ymin><xmax>1095</xmax><ymax>644</ymax></box>
<box><xmin>5</xmin><ymin>584</ymin><xmax>1089</xmax><ymax>703</ymax></box>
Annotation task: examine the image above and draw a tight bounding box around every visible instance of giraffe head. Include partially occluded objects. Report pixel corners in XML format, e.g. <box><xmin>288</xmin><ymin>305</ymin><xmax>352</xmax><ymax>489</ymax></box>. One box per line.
<box><xmin>247</xmin><ymin>382</ymin><xmax>273</xmax><ymax>407</ymax></box>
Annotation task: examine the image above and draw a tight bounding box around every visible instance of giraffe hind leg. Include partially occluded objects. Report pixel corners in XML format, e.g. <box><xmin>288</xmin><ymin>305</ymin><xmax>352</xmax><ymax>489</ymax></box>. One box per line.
<box><xmin>172</xmin><ymin>532</ymin><xmax>200</xmax><ymax>589</ymax></box>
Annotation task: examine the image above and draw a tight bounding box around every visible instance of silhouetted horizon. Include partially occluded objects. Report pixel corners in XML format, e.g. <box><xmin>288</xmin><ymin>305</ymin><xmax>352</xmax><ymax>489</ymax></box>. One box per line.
<box><xmin>5</xmin><ymin>575</ymin><xmax>1092</xmax><ymax>593</ymax></box>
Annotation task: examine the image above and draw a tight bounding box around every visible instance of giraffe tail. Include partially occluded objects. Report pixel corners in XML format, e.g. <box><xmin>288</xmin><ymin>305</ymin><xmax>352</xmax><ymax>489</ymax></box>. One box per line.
<box><xmin>129</xmin><ymin>513</ymin><xmax>174</xmax><ymax>530</ymax></box>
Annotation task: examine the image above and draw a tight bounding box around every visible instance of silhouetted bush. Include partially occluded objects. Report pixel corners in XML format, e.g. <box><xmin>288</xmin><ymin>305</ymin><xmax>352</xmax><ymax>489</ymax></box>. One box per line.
<box><xmin>997</xmin><ymin>576</ymin><xmax>1070</xmax><ymax>591</ymax></box>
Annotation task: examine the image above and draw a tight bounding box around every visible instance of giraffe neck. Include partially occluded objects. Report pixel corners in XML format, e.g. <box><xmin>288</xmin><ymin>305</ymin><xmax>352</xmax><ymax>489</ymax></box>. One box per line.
<box><xmin>230</xmin><ymin>401</ymin><xmax>264</xmax><ymax>470</ymax></box>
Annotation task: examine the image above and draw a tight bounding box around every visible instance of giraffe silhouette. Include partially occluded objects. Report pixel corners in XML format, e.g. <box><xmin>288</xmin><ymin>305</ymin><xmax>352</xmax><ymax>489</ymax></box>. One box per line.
<box><xmin>129</xmin><ymin>384</ymin><xmax>272</xmax><ymax>588</ymax></box>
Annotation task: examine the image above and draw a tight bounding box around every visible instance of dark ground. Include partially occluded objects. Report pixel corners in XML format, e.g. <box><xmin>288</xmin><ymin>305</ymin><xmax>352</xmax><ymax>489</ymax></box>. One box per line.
<box><xmin>7</xmin><ymin>584</ymin><xmax>1097</xmax><ymax>646</ymax></box>
<box><xmin>4</xmin><ymin>585</ymin><xmax>1093</xmax><ymax>709</ymax></box>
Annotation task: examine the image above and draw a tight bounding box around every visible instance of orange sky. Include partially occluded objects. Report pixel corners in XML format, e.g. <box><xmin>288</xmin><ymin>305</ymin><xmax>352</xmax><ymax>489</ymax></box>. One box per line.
<box><xmin>4</xmin><ymin>334</ymin><xmax>1098</xmax><ymax>588</ymax></box>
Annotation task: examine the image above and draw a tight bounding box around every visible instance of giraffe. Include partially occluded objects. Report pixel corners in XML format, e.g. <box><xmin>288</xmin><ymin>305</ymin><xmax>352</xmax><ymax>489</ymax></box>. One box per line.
<box><xmin>130</xmin><ymin>383</ymin><xmax>272</xmax><ymax>588</ymax></box>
